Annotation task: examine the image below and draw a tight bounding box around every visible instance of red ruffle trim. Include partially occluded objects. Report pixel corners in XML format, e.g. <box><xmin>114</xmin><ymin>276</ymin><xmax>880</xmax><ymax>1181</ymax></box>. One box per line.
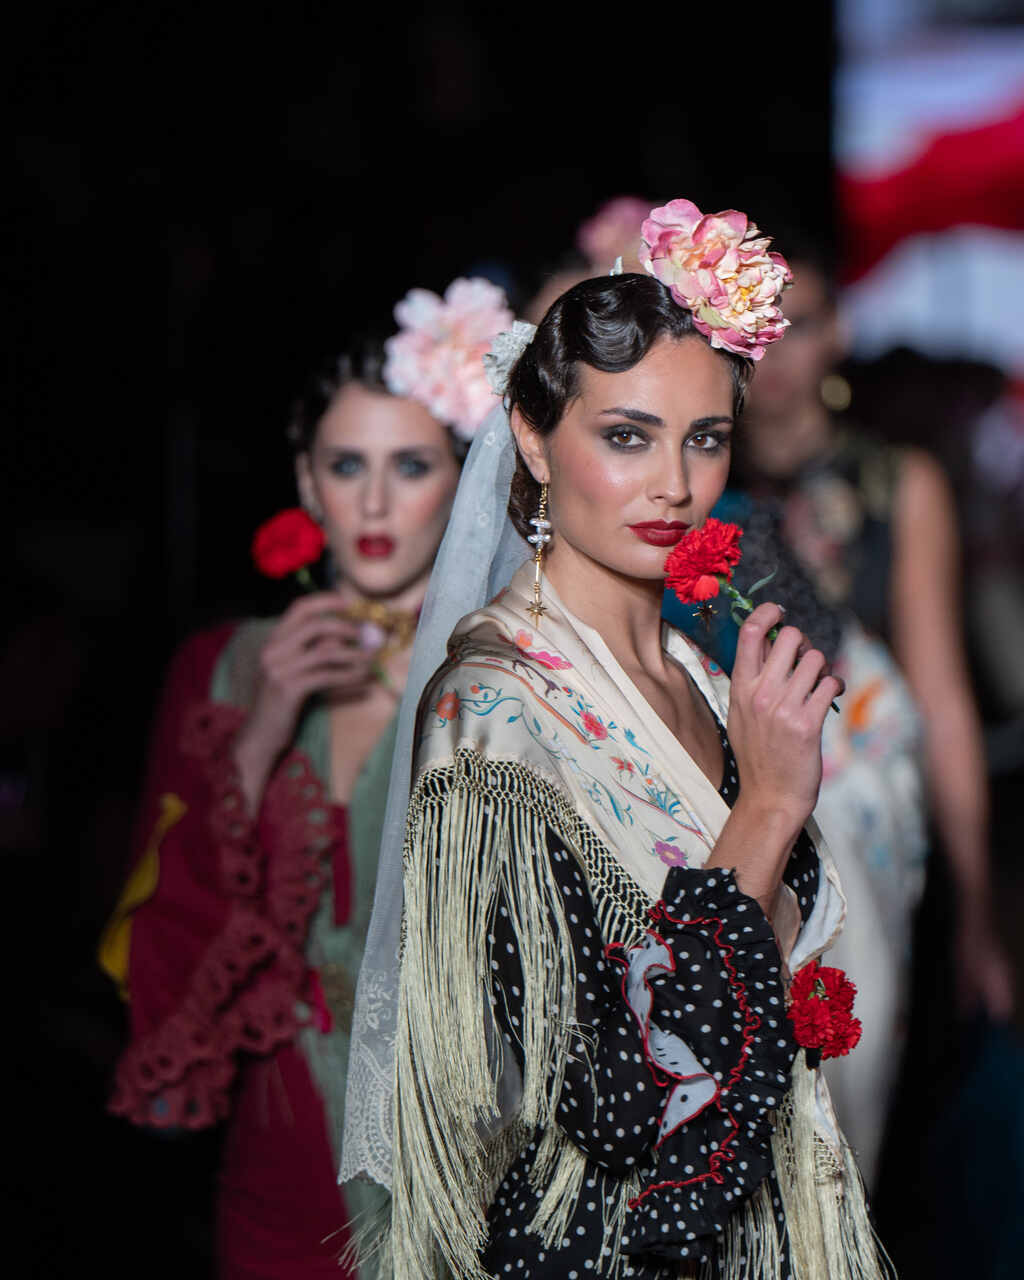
<box><xmin>111</xmin><ymin>701</ymin><xmax>340</xmax><ymax>1128</ymax></box>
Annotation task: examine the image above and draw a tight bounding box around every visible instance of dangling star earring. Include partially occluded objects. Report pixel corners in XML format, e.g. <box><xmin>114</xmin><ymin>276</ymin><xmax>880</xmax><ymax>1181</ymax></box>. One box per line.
<box><xmin>526</xmin><ymin>482</ymin><xmax>551</xmax><ymax>624</ymax></box>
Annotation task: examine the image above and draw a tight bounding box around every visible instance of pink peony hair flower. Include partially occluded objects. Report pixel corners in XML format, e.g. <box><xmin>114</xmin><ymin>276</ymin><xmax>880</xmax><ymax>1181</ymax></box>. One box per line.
<box><xmin>639</xmin><ymin>198</ymin><xmax>792</xmax><ymax>361</ymax></box>
<box><xmin>383</xmin><ymin>278</ymin><xmax>514</xmax><ymax>440</ymax></box>
<box><xmin>577</xmin><ymin>195</ymin><xmax>652</xmax><ymax>271</ymax></box>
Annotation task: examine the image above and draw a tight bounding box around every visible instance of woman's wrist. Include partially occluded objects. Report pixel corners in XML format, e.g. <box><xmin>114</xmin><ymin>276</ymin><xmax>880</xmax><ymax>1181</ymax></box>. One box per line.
<box><xmin>705</xmin><ymin>795</ymin><xmax>807</xmax><ymax>915</ymax></box>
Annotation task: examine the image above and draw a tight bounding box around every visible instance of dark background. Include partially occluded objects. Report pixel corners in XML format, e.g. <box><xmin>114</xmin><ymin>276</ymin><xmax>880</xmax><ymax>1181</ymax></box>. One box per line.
<box><xmin>30</xmin><ymin>4</ymin><xmax>1008</xmax><ymax>1276</ymax></box>
<box><xmin>8</xmin><ymin>0</ymin><xmax>835</xmax><ymax>939</ymax></box>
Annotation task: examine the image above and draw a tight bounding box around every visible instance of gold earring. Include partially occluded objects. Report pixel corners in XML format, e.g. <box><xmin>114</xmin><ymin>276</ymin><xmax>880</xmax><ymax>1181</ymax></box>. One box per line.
<box><xmin>526</xmin><ymin>482</ymin><xmax>551</xmax><ymax>624</ymax></box>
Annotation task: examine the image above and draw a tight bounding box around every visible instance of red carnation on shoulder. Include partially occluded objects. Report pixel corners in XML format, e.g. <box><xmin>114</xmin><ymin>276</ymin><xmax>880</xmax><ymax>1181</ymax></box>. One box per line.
<box><xmin>788</xmin><ymin>960</ymin><xmax>862</xmax><ymax>1060</ymax></box>
<box><xmin>663</xmin><ymin>518</ymin><xmax>743</xmax><ymax>603</ymax></box>
<box><xmin>252</xmin><ymin>508</ymin><xmax>326</xmax><ymax>584</ymax></box>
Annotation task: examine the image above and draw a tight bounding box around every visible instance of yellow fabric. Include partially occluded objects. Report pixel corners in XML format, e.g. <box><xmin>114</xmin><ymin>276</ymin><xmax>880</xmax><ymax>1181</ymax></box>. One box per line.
<box><xmin>97</xmin><ymin>793</ymin><xmax>187</xmax><ymax>1000</ymax></box>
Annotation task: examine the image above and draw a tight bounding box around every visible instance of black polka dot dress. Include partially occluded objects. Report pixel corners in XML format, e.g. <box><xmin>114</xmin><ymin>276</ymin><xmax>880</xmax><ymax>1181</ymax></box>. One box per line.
<box><xmin>481</xmin><ymin>715</ymin><xmax>818</xmax><ymax>1278</ymax></box>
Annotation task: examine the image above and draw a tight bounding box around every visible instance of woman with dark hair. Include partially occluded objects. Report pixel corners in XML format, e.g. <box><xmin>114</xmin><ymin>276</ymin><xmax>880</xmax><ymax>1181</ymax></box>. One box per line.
<box><xmin>342</xmin><ymin>204</ymin><xmax>890</xmax><ymax>1279</ymax></box>
<box><xmin>726</xmin><ymin>249</ymin><xmax>1014</xmax><ymax>1187</ymax></box>
<box><xmin>100</xmin><ymin>279</ymin><xmax>513</xmax><ymax>1276</ymax></box>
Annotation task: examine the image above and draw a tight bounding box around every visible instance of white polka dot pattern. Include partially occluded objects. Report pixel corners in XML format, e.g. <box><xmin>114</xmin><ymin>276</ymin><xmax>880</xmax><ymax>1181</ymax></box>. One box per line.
<box><xmin>478</xmin><ymin>716</ymin><xmax>813</xmax><ymax>1275</ymax></box>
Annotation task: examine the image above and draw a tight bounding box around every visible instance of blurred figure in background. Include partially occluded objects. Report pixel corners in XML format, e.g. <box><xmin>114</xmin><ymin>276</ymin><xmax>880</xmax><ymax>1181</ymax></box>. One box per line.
<box><xmin>727</xmin><ymin>247</ymin><xmax>1014</xmax><ymax>1180</ymax></box>
<box><xmin>525</xmin><ymin>194</ymin><xmax>652</xmax><ymax>321</ymax></box>
<box><xmin>99</xmin><ymin>279</ymin><xmax>513</xmax><ymax>1277</ymax></box>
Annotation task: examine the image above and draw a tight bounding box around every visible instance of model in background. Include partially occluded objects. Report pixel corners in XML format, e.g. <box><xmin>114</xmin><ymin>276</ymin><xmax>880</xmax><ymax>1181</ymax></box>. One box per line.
<box><xmin>100</xmin><ymin>279</ymin><xmax>512</xmax><ymax>1277</ymax></box>
<box><xmin>733</xmin><ymin>250</ymin><xmax>1015</xmax><ymax>1176</ymax></box>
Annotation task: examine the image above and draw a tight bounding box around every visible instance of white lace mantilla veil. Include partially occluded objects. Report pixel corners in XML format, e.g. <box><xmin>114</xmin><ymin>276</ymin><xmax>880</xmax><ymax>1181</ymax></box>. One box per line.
<box><xmin>339</xmin><ymin>395</ymin><xmax>529</xmax><ymax>1191</ymax></box>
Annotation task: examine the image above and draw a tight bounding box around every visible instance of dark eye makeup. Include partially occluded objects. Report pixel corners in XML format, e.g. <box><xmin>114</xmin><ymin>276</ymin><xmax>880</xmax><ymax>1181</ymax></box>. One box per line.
<box><xmin>601</xmin><ymin>425</ymin><xmax>649</xmax><ymax>450</ymax></box>
<box><xmin>599</xmin><ymin>424</ymin><xmax>732</xmax><ymax>454</ymax></box>
<box><xmin>324</xmin><ymin>449</ymin><xmax>437</xmax><ymax>479</ymax></box>
<box><xmin>393</xmin><ymin>452</ymin><xmax>434</xmax><ymax>478</ymax></box>
<box><xmin>327</xmin><ymin>452</ymin><xmax>363</xmax><ymax>477</ymax></box>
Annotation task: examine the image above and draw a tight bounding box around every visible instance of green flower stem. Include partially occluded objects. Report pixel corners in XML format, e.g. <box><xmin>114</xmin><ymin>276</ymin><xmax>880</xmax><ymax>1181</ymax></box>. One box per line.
<box><xmin>718</xmin><ymin>577</ymin><xmax>839</xmax><ymax>713</ymax></box>
<box><xmin>295</xmin><ymin>566</ymin><xmax>316</xmax><ymax>592</ymax></box>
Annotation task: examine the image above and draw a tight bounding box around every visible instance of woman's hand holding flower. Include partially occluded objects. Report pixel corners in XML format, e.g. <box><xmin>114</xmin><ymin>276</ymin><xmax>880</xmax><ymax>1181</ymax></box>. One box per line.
<box><xmin>706</xmin><ymin>602</ymin><xmax>844</xmax><ymax>916</ymax></box>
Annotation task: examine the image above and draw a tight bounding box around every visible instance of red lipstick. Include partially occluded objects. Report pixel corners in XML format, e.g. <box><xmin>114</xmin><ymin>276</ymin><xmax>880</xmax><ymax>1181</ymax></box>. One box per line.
<box><xmin>628</xmin><ymin>520</ymin><xmax>689</xmax><ymax>548</ymax></box>
<box><xmin>357</xmin><ymin>535</ymin><xmax>395</xmax><ymax>558</ymax></box>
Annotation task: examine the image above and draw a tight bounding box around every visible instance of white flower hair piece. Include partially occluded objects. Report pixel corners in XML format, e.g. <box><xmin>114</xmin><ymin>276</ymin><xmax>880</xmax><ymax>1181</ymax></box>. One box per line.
<box><xmin>482</xmin><ymin>320</ymin><xmax>538</xmax><ymax>396</ymax></box>
<box><xmin>383</xmin><ymin>277</ymin><xmax>515</xmax><ymax>440</ymax></box>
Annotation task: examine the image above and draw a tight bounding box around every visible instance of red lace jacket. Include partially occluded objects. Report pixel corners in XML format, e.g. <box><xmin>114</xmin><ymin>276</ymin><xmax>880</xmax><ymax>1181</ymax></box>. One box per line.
<box><xmin>103</xmin><ymin>624</ymin><xmax>345</xmax><ymax>1129</ymax></box>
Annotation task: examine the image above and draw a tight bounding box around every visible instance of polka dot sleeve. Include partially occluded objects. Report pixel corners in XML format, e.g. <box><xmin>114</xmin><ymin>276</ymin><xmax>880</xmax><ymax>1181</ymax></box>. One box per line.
<box><xmin>488</xmin><ymin>831</ymin><xmax>667</xmax><ymax>1176</ymax></box>
<box><xmin>608</xmin><ymin>867</ymin><xmax>798</xmax><ymax>1262</ymax></box>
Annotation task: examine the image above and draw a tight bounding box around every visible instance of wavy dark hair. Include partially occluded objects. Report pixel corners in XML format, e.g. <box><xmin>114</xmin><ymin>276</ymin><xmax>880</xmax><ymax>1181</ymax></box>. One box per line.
<box><xmin>286</xmin><ymin>335</ymin><xmax>471</xmax><ymax>461</ymax></box>
<box><xmin>285</xmin><ymin>336</ymin><xmax>390</xmax><ymax>455</ymax></box>
<box><xmin>505</xmin><ymin>274</ymin><xmax>753</xmax><ymax>538</ymax></box>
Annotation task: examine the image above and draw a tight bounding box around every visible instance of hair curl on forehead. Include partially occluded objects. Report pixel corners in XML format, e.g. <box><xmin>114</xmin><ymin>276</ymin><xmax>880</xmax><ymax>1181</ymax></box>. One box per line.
<box><xmin>285</xmin><ymin>335</ymin><xmax>468</xmax><ymax>461</ymax></box>
<box><xmin>505</xmin><ymin>274</ymin><xmax>752</xmax><ymax>539</ymax></box>
<box><xmin>286</xmin><ymin>337</ymin><xmax>390</xmax><ymax>456</ymax></box>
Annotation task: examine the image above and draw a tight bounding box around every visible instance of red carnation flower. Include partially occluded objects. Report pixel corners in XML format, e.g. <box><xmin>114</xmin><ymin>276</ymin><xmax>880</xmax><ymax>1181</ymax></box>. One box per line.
<box><xmin>788</xmin><ymin>960</ymin><xmax>861</xmax><ymax>1061</ymax></box>
<box><xmin>664</xmin><ymin>518</ymin><xmax>743</xmax><ymax>604</ymax></box>
<box><xmin>790</xmin><ymin>998</ymin><xmax>831</xmax><ymax>1048</ymax></box>
<box><xmin>816</xmin><ymin>964</ymin><xmax>857</xmax><ymax>1011</ymax></box>
<box><xmin>252</xmin><ymin>508</ymin><xmax>326</xmax><ymax>580</ymax></box>
<box><xmin>823</xmin><ymin>1007</ymin><xmax>862</xmax><ymax>1057</ymax></box>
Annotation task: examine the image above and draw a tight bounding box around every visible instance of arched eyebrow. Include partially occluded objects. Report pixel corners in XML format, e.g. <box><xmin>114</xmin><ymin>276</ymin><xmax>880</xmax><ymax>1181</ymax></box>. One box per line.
<box><xmin>392</xmin><ymin>446</ymin><xmax>445</xmax><ymax>460</ymax></box>
<box><xmin>598</xmin><ymin>407</ymin><xmax>734</xmax><ymax>430</ymax></box>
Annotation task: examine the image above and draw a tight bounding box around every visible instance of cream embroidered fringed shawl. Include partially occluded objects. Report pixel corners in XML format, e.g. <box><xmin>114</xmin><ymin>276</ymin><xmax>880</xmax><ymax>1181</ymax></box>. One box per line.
<box><xmin>388</xmin><ymin>561</ymin><xmax>890</xmax><ymax>1280</ymax></box>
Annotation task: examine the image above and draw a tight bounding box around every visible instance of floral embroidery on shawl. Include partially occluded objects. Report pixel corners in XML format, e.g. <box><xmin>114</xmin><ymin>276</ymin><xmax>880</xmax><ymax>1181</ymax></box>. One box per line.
<box><xmin>422</xmin><ymin>650</ymin><xmax>711</xmax><ymax>868</ymax></box>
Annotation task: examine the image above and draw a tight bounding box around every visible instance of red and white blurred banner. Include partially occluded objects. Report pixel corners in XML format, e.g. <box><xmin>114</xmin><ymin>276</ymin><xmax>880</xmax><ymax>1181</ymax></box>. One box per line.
<box><xmin>836</xmin><ymin>23</ymin><xmax>1024</xmax><ymax>376</ymax></box>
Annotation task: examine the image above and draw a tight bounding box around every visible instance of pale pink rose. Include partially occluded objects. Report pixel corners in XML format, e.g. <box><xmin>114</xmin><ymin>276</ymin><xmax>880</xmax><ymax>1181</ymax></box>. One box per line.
<box><xmin>639</xmin><ymin>200</ymin><xmax>792</xmax><ymax>360</ymax></box>
<box><xmin>384</xmin><ymin>278</ymin><xmax>514</xmax><ymax>439</ymax></box>
<box><xmin>576</xmin><ymin>196</ymin><xmax>652</xmax><ymax>272</ymax></box>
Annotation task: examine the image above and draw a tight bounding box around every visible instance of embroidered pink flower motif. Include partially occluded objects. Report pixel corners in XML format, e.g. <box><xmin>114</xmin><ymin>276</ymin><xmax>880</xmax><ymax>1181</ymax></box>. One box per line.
<box><xmin>576</xmin><ymin>195</ymin><xmax>652</xmax><ymax>271</ymax></box>
<box><xmin>611</xmin><ymin>757</ymin><xmax>635</xmax><ymax>775</ymax></box>
<box><xmin>655</xmin><ymin>840</ymin><xmax>688</xmax><ymax>868</ymax></box>
<box><xmin>533</xmin><ymin>650</ymin><xmax>572</xmax><ymax>670</ymax></box>
<box><xmin>383</xmin><ymin>278</ymin><xmax>514</xmax><ymax>439</ymax></box>
<box><xmin>435</xmin><ymin>691</ymin><xmax>461</xmax><ymax>722</ymax></box>
<box><xmin>639</xmin><ymin>198</ymin><xmax>792</xmax><ymax>361</ymax></box>
<box><xmin>513</xmin><ymin>629</ymin><xmax>572</xmax><ymax>670</ymax></box>
<box><xmin>581</xmin><ymin>711</ymin><xmax>608</xmax><ymax>740</ymax></box>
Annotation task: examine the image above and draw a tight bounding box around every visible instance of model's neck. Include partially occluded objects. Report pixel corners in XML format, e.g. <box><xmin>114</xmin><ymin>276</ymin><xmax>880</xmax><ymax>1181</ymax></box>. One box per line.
<box><xmin>333</xmin><ymin>575</ymin><xmax>428</xmax><ymax>618</ymax></box>
<box><xmin>543</xmin><ymin>542</ymin><xmax>667</xmax><ymax>677</ymax></box>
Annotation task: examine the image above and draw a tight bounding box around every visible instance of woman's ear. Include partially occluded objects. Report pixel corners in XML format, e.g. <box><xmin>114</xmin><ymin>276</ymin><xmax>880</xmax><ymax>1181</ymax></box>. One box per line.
<box><xmin>295</xmin><ymin>452</ymin><xmax>323</xmax><ymax>522</ymax></box>
<box><xmin>509</xmin><ymin>408</ymin><xmax>550</xmax><ymax>485</ymax></box>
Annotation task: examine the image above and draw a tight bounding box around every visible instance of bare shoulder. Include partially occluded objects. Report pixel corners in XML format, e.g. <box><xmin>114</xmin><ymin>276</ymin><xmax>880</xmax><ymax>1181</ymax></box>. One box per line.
<box><xmin>896</xmin><ymin>447</ymin><xmax>956</xmax><ymax>527</ymax></box>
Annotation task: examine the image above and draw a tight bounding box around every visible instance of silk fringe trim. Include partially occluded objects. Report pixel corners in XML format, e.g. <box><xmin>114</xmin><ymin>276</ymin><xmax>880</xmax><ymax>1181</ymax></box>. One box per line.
<box><xmin>360</xmin><ymin>749</ymin><xmax>894</xmax><ymax>1280</ymax></box>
